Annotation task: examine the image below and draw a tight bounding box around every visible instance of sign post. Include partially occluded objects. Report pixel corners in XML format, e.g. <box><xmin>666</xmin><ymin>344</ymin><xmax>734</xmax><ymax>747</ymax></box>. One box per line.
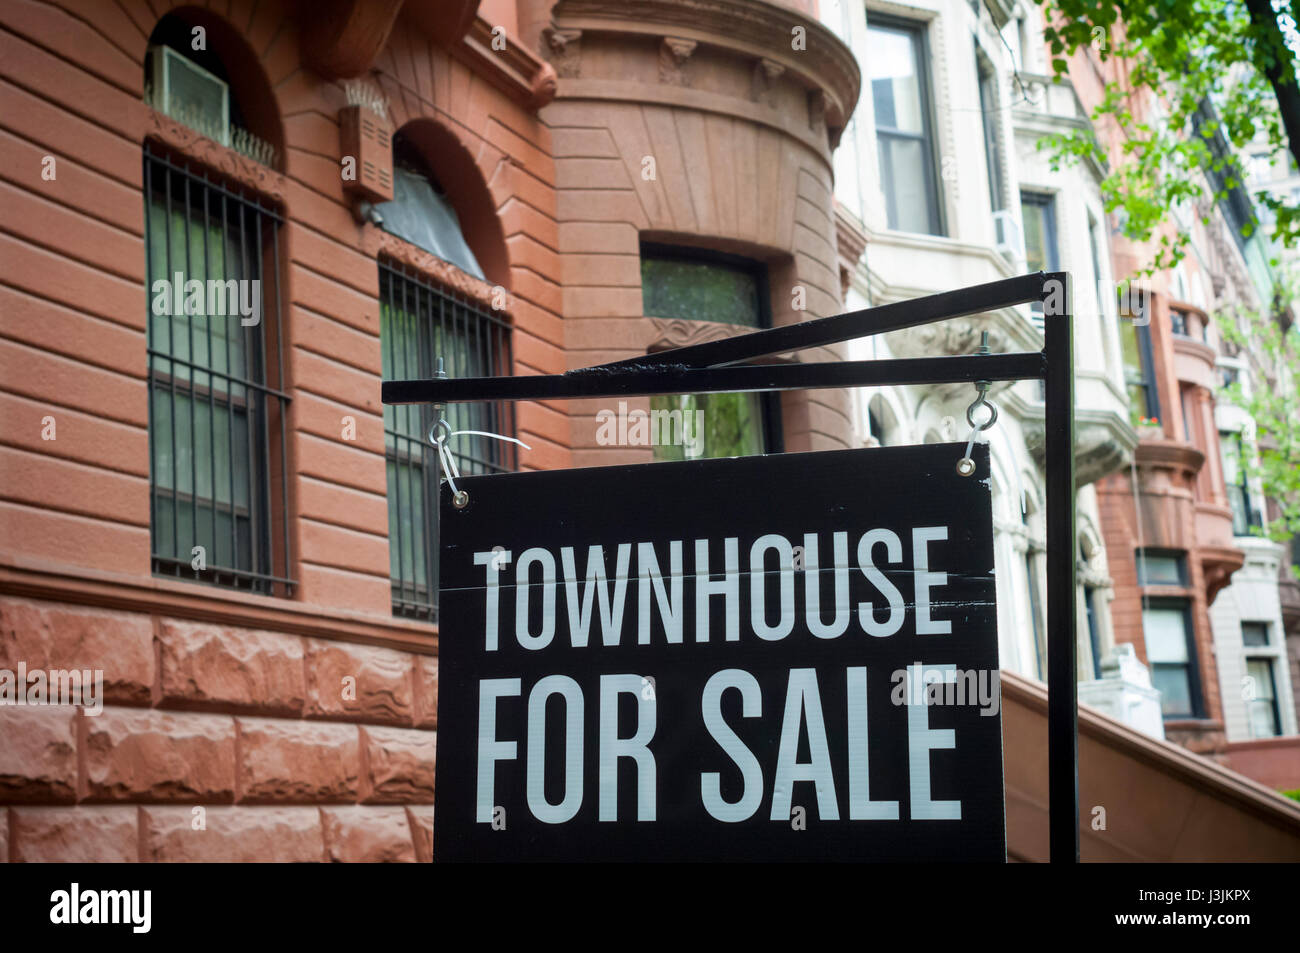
<box><xmin>383</xmin><ymin>271</ymin><xmax>1079</xmax><ymax>862</ymax></box>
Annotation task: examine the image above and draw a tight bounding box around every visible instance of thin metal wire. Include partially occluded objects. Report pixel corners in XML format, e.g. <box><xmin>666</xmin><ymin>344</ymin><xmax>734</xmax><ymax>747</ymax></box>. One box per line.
<box><xmin>379</xmin><ymin>261</ymin><xmax>515</xmax><ymax>619</ymax></box>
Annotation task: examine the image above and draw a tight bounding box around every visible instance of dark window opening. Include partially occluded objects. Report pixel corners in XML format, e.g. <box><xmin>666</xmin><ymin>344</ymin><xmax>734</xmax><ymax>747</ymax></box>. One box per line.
<box><xmin>1245</xmin><ymin>657</ymin><xmax>1281</xmax><ymax>737</ymax></box>
<box><xmin>1142</xmin><ymin>599</ymin><xmax>1203</xmax><ymax>719</ymax></box>
<box><xmin>1119</xmin><ymin>307</ymin><xmax>1160</xmax><ymax>425</ymax></box>
<box><xmin>868</xmin><ymin>18</ymin><xmax>943</xmax><ymax>235</ymax></box>
<box><xmin>380</xmin><ymin>262</ymin><xmax>515</xmax><ymax>620</ymax></box>
<box><xmin>144</xmin><ymin>145</ymin><xmax>291</xmax><ymax>595</ymax></box>
<box><xmin>1220</xmin><ymin>431</ymin><xmax>1263</xmax><ymax>536</ymax></box>
<box><xmin>1136</xmin><ymin>549</ymin><xmax>1187</xmax><ymax>587</ymax></box>
<box><xmin>376</xmin><ymin>132</ymin><xmax>484</xmax><ymax>280</ymax></box>
<box><xmin>977</xmin><ymin>54</ymin><xmax>1005</xmax><ymax>213</ymax></box>
<box><xmin>640</xmin><ymin>244</ymin><xmax>782</xmax><ymax>458</ymax></box>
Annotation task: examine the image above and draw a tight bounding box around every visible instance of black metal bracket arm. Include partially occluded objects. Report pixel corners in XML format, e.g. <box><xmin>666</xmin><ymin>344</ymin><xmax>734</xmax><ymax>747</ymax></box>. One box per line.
<box><xmin>381</xmin><ymin>270</ymin><xmax>1079</xmax><ymax>862</ymax></box>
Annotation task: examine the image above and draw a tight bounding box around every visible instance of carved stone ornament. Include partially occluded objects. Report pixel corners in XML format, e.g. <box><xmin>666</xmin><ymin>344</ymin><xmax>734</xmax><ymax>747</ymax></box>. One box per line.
<box><xmin>659</xmin><ymin>37</ymin><xmax>698</xmax><ymax>86</ymax></box>
<box><xmin>145</xmin><ymin>108</ymin><xmax>286</xmax><ymax>204</ymax></box>
<box><xmin>643</xmin><ymin>316</ymin><xmax>800</xmax><ymax>359</ymax></box>
<box><xmin>750</xmin><ymin>58</ymin><xmax>785</xmax><ymax>106</ymax></box>
<box><xmin>531</xmin><ymin>62</ymin><xmax>559</xmax><ymax>109</ymax></box>
<box><xmin>883</xmin><ymin>318</ymin><xmax>1011</xmax><ymax>361</ymax></box>
<box><xmin>370</xmin><ymin>230</ymin><xmax>501</xmax><ymax>313</ymax></box>
<box><xmin>544</xmin><ymin>27</ymin><xmax>583</xmax><ymax>78</ymax></box>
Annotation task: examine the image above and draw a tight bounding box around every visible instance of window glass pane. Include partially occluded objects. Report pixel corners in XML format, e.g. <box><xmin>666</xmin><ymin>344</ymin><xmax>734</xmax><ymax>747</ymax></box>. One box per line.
<box><xmin>641</xmin><ymin>257</ymin><xmax>760</xmax><ymax>327</ymax></box>
<box><xmin>877</xmin><ymin>136</ymin><xmax>934</xmax><ymax>233</ymax></box>
<box><xmin>1137</xmin><ymin>552</ymin><xmax>1184</xmax><ymax>586</ymax></box>
<box><xmin>868</xmin><ymin>27</ymin><xmax>924</xmax><ymax>134</ymax></box>
<box><xmin>144</xmin><ymin>155</ymin><xmax>276</xmax><ymax>591</ymax></box>
<box><xmin>1151</xmin><ymin>663</ymin><xmax>1193</xmax><ymax>717</ymax></box>
<box><xmin>651</xmin><ymin>392</ymin><xmax>766</xmax><ymax>461</ymax></box>
<box><xmin>1246</xmin><ymin>658</ymin><xmax>1279</xmax><ymax>737</ymax></box>
<box><xmin>380</xmin><ymin>265</ymin><xmax>514</xmax><ymax>618</ymax></box>
<box><xmin>1241</xmin><ymin>622</ymin><xmax>1270</xmax><ymax>647</ymax></box>
<box><xmin>978</xmin><ymin>63</ymin><xmax>1004</xmax><ymax>211</ymax></box>
<box><xmin>1020</xmin><ymin>193</ymin><xmax>1057</xmax><ymax>273</ymax></box>
<box><xmin>1143</xmin><ymin>607</ymin><xmax>1190</xmax><ymax>663</ymax></box>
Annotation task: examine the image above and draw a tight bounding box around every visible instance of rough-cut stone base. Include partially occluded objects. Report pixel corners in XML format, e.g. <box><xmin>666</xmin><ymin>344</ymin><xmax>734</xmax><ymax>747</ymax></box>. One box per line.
<box><xmin>1</xmin><ymin>596</ymin><xmax>436</xmax><ymax>862</ymax></box>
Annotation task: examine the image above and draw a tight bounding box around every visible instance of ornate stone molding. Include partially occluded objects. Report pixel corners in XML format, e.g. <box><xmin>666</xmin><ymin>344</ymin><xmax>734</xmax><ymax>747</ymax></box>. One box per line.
<box><xmin>369</xmin><ymin>230</ymin><xmax>502</xmax><ymax>313</ymax></box>
<box><xmin>145</xmin><ymin>108</ymin><xmax>288</xmax><ymax>203</ymax></box>
<box><xmin>1200</xmin><ymin>544</ymin><xmax>1246</xmax><ymax>605</ymax></box>
<box><xmin>457</xmin><ymin>18</ymin><xmax>558</xmax><ymax>110</ymax></box>
<box><xmin>645</xmin><ymin>316</ymin><xmax>755</xmax><ymax>352</ymax></box>
<box><xmin>659</xmin><ymin>37</ymin><xmax>697</xmax><ymax>85</ymax></box>
<box><xmin>544</xmin><ymin>27</ymin><xmax>584</xmax><ymax>78</ymax></box>
<box><xmin>1024</xmin><ymin>413</ymin><xmax>1138</xmax><ymax>487</ymax></box>
<box><xmin>750</xmin><ymin>58</ymin><xmax>784</xmax><ymax>106</ymax></box>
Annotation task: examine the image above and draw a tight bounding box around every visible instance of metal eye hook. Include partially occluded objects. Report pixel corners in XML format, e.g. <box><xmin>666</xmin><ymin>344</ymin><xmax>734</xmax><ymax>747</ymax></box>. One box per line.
<box><xmin>957</xmin><ymin>332</ymin><xmax>998</xmax><ymax>476</ymax></box>
<box><xmin>966</xmin><ymin>381</ymin><xmax>998</xmax><ymax>431</ymax></box>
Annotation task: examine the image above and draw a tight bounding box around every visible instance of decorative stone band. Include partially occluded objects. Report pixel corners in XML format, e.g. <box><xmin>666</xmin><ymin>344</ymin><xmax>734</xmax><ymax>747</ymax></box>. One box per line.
<box><xmin>142</xmin><ymin>107</ymin><xmax>288</xmax><ymax>205</ymax></box>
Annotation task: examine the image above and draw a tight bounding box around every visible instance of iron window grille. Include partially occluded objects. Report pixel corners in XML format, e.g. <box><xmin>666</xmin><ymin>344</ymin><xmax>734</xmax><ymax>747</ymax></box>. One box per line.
<box><xmin>380</xmin><ymin>261</ymin><xmax>515</xmax><ymax>620</ymax></box>
<box><xmin>144</xmin><ymin>143</ymin><xmax>292</xmax><ymax>596</ymax></box>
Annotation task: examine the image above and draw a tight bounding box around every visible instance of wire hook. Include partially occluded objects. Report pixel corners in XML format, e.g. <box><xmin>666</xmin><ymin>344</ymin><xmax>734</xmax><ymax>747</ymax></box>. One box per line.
<box><xmin>957</xmin><ymin>332</ymin><xmax>998</xmax><ymax>476</ymax></box>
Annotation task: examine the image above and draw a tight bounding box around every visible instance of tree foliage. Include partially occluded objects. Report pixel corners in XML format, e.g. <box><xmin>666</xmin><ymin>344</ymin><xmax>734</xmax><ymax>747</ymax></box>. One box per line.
<box><xmin>1034</xmin><ymin>0</ymin><xmax>1300</xmax><ymax>270</ymax></box>
<box><xmin>1217</xmin><ymin>270</ymin><xmax>1300</xmax><ymax>564</ymax></box>
<box><xmin>1033</xmin><ymin>1</ymin><xmax>1300</xmax><ymax>562</ymax></box>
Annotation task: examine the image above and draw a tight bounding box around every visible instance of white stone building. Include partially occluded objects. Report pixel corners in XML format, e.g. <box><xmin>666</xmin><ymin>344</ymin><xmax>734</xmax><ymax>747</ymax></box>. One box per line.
<box><xmin>819</xmin><ymin>0</ymin><xmax>1151</xmax><ymax>726</ymax></box>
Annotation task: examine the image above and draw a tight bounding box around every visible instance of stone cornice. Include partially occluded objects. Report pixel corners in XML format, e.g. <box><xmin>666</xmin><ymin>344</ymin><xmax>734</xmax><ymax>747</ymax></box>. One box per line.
<box><xmin>1134</xmin><ymin>438</ymin><xmax>1206</xmax><ymax>476</ymax></box>
<box><xmin>454</xmin><ymin>17</ymin><xmax>558</xmax><ymax>110</ymax></box>
<box><xmin>551</xmin><ymin>0</ymin><xmax>860</xmax><ymax>134</ymax></box>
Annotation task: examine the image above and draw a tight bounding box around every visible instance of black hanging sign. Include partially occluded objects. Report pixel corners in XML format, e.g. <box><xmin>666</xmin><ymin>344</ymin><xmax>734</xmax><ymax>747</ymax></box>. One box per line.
<box><xmin>432</xmin><ymin>442</ymin><xmax>1004</xmax><ymax>861</ymax></box>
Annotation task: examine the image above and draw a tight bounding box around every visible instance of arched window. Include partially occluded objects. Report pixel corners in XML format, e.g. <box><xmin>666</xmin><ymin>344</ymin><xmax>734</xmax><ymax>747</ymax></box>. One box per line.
<box><xmin>142</xmin><ymin>14</ymin><xmax>289</xmax><ymax>595</ymax></box>
<box><xmin>376</xmin><ymin>129</ymin><xmax>514</xmax><ymax>620</ymax></box>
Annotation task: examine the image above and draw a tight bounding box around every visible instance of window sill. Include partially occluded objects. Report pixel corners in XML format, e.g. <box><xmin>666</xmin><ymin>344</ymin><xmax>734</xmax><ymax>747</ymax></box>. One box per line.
<box><xmin>0</xmin><ymin>551</ymin><xmax>438</xmax><ymax>655</ymax></box>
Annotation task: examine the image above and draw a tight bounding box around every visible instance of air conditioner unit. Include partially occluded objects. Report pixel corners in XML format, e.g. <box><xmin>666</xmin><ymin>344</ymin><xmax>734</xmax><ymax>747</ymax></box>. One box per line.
<box><xmin>992</xmin><ymin>208</ymin><xmax>1023</xmax><ymax>262</ymax></box>
<box><xmin>149</xmin><ymin>45</ymin><xmax>230</xmax><ymax>146</ymax></box>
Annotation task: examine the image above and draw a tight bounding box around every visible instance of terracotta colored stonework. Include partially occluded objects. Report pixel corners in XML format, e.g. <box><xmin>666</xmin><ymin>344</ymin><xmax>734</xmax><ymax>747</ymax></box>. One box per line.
<box><xmin>359</xmin><ymin>725</ymin><xmax>437</xmax><ymax>803</ymax></box>
<box><xmin>237</xmin><ymin>718</ymin><xmax>362</xmax><ymax>803</ymax></box>
<box><xmin>83</xmin><ymin>709</ymin><xmax>237</xmax><ymax>803</ymax></box>
<box><xmin>321</xmin><ymin>806</ymin><xmax>416</xmax><ymax>862</ymax></box>
<box><xmin>0</xmin><ymin>597</ymin><xmax>153</xmax><ymax>706</ymax></box>
<box><xmin>141</xmin><ymin>807</ymin><xmax>325</xmax><ymax>863</ymax></box>
<box><xmin>158</xmin><ymin>620</ymin><xmax>306</xmax><ymax>716</ymax></box>
<box><xmin>10</xmin><ymin>807</ymin><xmax>138</xmax><ymax>863</ymax></box>
<box><xmin>0</xmin><ymin>707</ymin><xmax>78</xmax><ymax>804</ymax></box>
<box><xmin>303</xmin><ymin>638</ymin><xmax>416</xmax><ymax>726</ymax></box>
